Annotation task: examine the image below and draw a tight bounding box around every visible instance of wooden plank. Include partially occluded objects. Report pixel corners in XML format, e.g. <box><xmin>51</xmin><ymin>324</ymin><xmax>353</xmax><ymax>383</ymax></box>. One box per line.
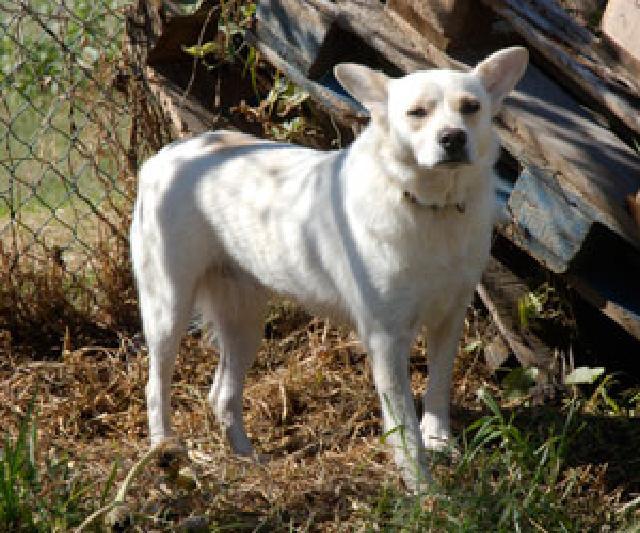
<box><xmin>478</xmin><ymin>256</ymin><xmax>553</xmax><ymax>371</ymax></box>
<box><xmin>387</xmin><ymin>0</ymin><xmax>502</xmax><ymax>52</ymax></box>
<box><xmin>255</xmin><ymin>0</ymin><xmax>335</xmax><ymax>76</ymax></box>
<box><xmin>387</xmin><ymin>0</ymin><xmax>455</xmax><ymax>50</ymax></box>
<box><xmin>244</xmin><ymin>29</ymin><xmax>369</xmax><ymax>128</ymax></box>
<box><xmin>145</xmin><ymin>66</ymin><xmax>228</xmax><ymax>136</ymax></box>
<box><xmin>305</xmin><ymin>0</ymin><xmax>456</xmax><ymax>72</ymax></box>
<box><xmin>501</xmin><ymin>166</ymin><xmax>594</xmax><ymax>273</ymax></box>
<box><xmin>568</xmin><ymin>274</ymin><xmax>640</xmax><ymax>341</ymax></box>
<box><xmin>501</xmin><ymin>63</ymin><xmax>640</xmax><ymax>252</ymax></box>
<box><xmin>499</xmin><ymin>0</ymin><xmax>640</xmax><ymax>102</ymax></box>
<box><xmin>502</xmin><ymin>0</ymin><xmax>593</xmax><ymax>52</ymax></box>
<box><xmin>481</xmin><ymin>0</ymin><xmax>640</xmax><ymax>137</ymax></box>
<box><xmin>602</xmin><ymin>0</ymin><xmax>640</xmax><ymax>75</ymax></box>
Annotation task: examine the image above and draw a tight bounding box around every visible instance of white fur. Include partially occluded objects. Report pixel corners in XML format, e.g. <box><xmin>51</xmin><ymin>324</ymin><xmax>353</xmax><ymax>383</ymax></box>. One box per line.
<box><xmin>130</xmin><ymin>47</ymin><xmax>528</xmax><ymax>489</ymax></box>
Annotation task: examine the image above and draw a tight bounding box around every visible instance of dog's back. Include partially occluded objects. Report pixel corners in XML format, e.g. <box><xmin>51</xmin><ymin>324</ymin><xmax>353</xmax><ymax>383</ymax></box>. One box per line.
<box><xmin>131</xmin><ymin>131</ymin><xmax>353</xmax><ymax>321</ymax></box>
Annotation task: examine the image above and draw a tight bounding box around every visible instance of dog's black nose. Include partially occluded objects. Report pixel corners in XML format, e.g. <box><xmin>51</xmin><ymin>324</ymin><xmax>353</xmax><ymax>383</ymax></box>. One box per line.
<box><xmin>438</xmin><ymin>128</ymin><xmax>467</xmax><ymax>154</ymax></box>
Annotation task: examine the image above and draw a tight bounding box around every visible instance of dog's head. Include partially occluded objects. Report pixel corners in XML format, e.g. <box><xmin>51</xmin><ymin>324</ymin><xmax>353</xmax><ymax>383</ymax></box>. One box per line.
<box><xmin>335</xmin><ymin>47</ymin><xmax>528</xmax><ymax>171</ymax></box>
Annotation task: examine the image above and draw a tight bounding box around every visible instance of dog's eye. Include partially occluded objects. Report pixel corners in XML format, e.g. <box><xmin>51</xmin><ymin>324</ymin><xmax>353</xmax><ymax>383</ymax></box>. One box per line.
<box><xmin>407</xmin><ymin>107</ymin><xmax>428</xmax><ymax>118</ymax></box>
<box><xmin>460</xmin><ymin>98</ymin><xmax>480</xmax><ymax>115</ymax></box>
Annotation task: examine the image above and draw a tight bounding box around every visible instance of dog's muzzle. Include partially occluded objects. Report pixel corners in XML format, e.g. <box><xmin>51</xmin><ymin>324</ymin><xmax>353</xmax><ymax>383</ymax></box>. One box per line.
<box><xmin>437</xmin><ymin>127</ymin><xmax>469</xmax><ymax>164</ymax></box>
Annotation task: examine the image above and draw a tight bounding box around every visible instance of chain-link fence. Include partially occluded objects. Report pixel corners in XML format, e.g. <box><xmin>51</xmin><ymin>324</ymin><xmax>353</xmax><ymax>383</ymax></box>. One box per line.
<box><xmin>1</xmin><ymin>0</ymin><xmax>172</xmax><ymax>347</ymax></box>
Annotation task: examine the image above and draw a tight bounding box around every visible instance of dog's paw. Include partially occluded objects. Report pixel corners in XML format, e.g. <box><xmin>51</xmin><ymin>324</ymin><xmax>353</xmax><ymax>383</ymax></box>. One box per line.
<box><xmin>420</xmin><ymin>414</ymin><xmax>450</xmax><ymax>444</ymax></box>
<box><xmin>397</xmin><ymin>458</ymin><xmax>432</xmax><ymax>495</ymax></box>
<box><xmin>423</xmin><ymin>436</ymin><xmax>461</xmax><ymax>464</ymax></box>
<box><xmin>422</xmin><ymin>434</ymin><xmax>451</xmax><ymax>452</ymax></box>
<box><xmin>253</xmin><ymin>451</ymin><xmax>271</xmax><ymax>465</ymax></box>
<box><xmin>420</xmin><ymin>414</ymin><xmax>459</xmax><ymax>458</ymax></box>
<box><xmin>152</xmin><ymin>436</ymin><xmax>188</xmax><ymax>470</ymax></box>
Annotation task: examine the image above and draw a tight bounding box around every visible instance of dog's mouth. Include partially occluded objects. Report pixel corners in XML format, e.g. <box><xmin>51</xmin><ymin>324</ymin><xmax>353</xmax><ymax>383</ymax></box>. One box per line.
<box><xmin>434</xmin><ymin>153</ymin><xmax>471</xmax><ymax>167</ymax></box>
<box><xmin>414</xmin><ymin>153</ymin><xmax>471</xmax><ymax>171</ymax></box>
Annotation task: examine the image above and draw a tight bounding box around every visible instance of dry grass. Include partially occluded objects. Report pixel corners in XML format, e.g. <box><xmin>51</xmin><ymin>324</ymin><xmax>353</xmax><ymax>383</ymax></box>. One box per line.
<box><xmin>2</xmin><ymin>300</ymin><xmax>638</xmax><ymax>531</ymax></box>
<box><xmin>0</xmin><ymin>305</ymin><xmax>482</xmax><ymax>531</ymax></box>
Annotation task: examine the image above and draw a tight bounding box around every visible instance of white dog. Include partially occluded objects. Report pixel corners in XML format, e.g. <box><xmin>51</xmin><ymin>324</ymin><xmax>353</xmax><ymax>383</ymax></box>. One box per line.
<box><xmin>130</xmin><ymin>47</ymin><xmax>528</xmax><ymax>489</ymax></box>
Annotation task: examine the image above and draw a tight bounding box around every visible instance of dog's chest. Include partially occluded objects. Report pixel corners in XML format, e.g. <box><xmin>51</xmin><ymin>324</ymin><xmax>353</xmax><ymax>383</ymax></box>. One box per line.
<box><xmin>352</xmin><ymin>199</ymin><xmax>492</xmax><ymax>306</ymax></box>
<box><xmin>362</xmin><ymin>200</ymin><xmax>490</xmax><ymax>268</ymax></box>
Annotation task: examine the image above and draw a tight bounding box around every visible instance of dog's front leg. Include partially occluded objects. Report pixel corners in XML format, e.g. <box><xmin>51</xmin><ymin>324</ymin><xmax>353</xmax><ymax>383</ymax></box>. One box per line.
<box><xmin>421</xmin><ymin>303</ymin><xmax>468</xmax><ymax>451</ymax></box>
<box><xmin>365</xmin><ymin>330</ymin><xmax>429</xmax><ymax>490</ymax></box>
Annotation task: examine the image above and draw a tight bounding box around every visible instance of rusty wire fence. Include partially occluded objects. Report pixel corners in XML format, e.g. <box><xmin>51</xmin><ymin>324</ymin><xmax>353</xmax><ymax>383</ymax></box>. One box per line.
<box><xmin>1</xmin><ymin>0</ymin><xmax>172</xmax><ymax>348</ymax></box>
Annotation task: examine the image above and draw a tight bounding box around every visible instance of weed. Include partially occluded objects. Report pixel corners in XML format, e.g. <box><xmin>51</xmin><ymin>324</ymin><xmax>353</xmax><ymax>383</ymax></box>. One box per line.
<box><xmin>517</xmin><ymin>282</ymin><xmax>571</xmax><ymax>330</ymax></box>
<box><xmin>0</xmin><ymin>401</ymin><xmax>38</xmax><ymax>530</ymax></box>
<box><xmin>0</xmin><ymin>400</ymin><xmax>117</xmax><ymax>531</ymax></box>
<box><xmin>182</xmin><ymin>0</ymin><xmax>258</xmax><ymax>90</ymax></box>
<box><xmin>369</xmin><ymin>390</ymin><xmax>587</xmax><ymax>531</ymax></box>
<box><xmin>569</xmin><ymin>370</ymin><xmax>640</xmax><ymax>417</ymax></box>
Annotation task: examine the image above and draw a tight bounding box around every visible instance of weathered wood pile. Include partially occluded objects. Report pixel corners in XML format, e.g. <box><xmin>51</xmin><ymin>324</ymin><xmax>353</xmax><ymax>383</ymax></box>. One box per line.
<box><xmin>125</xmin><ymin>0</ymin><xmax>640</xmax><ymax>366</ymax></box>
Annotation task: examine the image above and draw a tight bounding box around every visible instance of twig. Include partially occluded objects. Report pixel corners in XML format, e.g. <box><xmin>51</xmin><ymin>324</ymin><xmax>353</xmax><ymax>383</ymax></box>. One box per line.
<box><xmin>617</xmin><ymin>493</ymin><xmax>640</xmax><ymax>515</ymax></box>
<box><xmin>75</xmin><ymin>443</ymin><xmax>163</xmax><ymax>532</ymax></box>
<box><xmin>183</xmin><ymin>6</ymin><xmax>218</xmax><ymax>102</ymax></box>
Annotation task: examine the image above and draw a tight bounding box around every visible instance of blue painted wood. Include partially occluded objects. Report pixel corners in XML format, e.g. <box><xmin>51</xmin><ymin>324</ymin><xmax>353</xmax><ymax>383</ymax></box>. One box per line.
<box><xmin>503</xmin><ymin>166</ymin><xmax>594</xmax><ymax>273</ymax></box>
<box><xmin>503</xmin><ymin>64</ymin><xmax>640</xmax><ymax>251</ymax></box>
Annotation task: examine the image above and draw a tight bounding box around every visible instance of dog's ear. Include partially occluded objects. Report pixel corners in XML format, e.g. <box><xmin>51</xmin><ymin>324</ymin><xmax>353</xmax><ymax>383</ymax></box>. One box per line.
<box><xmin>334</xmin><ymin>63</ymin><xmax>389</xmax><ymax>117</ymax></box>
<box><xmin>473</xmin><ymin>47</ymin><xmax>528</xmax><ymax>115</ymax></box>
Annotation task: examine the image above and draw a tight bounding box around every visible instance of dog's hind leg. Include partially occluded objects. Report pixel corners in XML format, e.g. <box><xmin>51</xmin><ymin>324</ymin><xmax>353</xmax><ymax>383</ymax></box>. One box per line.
<box><xmin>201</xmin><ymin>280</ymin><xmax>267</xmax><ymax>457</ymax></box>
<box><xmin>140</xmin><ymin>280</ymin><xmax>194</xmax><ymax>447</ymax></box>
